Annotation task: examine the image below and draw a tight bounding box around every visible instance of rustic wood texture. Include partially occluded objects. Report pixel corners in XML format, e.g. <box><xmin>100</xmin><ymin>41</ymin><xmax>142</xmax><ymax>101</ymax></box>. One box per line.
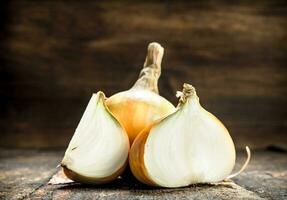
<box><xmin>0</xmin><ymin>1</ymin><xmax>286</xmax><ymax>148</ymax></box>
<box><xmin>0</xmin><ymin>149</ymin><xmax>286</xmax><ymax>199</ymax></box>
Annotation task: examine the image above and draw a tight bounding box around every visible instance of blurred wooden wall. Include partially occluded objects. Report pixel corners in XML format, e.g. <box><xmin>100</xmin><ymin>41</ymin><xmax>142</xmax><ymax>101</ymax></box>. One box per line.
<box><xmin>0</xmin><ymin>1</ymin><xmax>286</xmax><ymax>149</ymax></box>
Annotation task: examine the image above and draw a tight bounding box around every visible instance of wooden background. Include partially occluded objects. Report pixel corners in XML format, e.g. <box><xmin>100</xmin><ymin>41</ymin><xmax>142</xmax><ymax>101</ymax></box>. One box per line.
<box><xmin>0</xmin><ymin>0</ymin><xmax>286</xmax><ymax>149</ymax></box>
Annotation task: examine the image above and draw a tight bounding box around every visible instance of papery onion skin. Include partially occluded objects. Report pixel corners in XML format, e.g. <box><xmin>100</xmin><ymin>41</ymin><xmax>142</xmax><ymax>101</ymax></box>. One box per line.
<box><xmin>128</xmin><ymin>122</ymin><xmax>159</xmax><ymax>186</ymax></box>
<box><xmin>106</xmin><ymin>42</ymin><xmax>175</xmax><ymax>144</ymax></box>
<box><xmin>106</xmin><ymin>89</ymin><xmax>175</xmax><ymax>144</ymax></box>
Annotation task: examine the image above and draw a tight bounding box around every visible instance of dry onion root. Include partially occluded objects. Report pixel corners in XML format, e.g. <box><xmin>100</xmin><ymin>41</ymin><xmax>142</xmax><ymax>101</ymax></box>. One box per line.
<box><xmin>106</xmin><ymin>42</ymin><xmax>175</xmax><ymax>144</ymax></box>
<box><xmin>129</xmin><ymin>83</ymin><xmax>251</xmax><ymax>188</ymax></box>
<box><xmin>61</xmin><ymin>92</ymin><xmax>129</xmax><ymax>184</ymax></box>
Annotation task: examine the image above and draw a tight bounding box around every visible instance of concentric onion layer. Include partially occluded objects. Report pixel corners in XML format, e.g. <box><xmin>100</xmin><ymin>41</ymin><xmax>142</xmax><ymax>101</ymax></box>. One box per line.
<box><xmin>130</xmin><ymin>95</ymin><xmax>236</xmax><ymax>188</ymax></box>
<box><xmin>61</xmin><ymin>92</ymin><xmax>129</xmax><ymax>184</ymax></box>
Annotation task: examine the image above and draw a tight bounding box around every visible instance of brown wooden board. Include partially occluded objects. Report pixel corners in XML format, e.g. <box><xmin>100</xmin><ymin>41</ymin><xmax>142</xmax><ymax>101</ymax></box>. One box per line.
<box><xmin>0</xmin><ymin>1</ymin><xmax>287</xmax><ymax>148</ymax></box>
<box><xmin>0</xmin><ymin>148</ymin><xmax>286</xmax><ymax>199</ymax></box>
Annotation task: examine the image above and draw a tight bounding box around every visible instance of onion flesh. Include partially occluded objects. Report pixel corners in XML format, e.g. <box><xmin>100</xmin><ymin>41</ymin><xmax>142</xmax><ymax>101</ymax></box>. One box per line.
<box><xmin>61</xmin><ymin>92</ymin><xmax>129</xmax><ymax>184</ymax></box>
<box><xmin>129</xmin><ymin>84</ymin><xmax>239</xmax><ymax>188</ymax></box>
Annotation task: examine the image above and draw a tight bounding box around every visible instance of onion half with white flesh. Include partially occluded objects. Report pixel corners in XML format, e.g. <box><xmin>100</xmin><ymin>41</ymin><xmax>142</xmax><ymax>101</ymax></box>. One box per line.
<box><xmin>129</xmin><ymin>83</ymin><xmax>250</xmax><ymax>188</ymax></box>
<box><xmin>61</xmin><ymin>92</ymin><xmax>130</xmax><ymax>184</ymax></box>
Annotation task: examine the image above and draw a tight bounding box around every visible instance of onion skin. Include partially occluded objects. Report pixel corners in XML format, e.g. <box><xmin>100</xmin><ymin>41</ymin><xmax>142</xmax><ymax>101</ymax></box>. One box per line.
<box><xmin>106</xmin><ymin>42</ymin><xmax>175</xmax><ymax>144</ymax></box>
<box><xmin>106</xmin><ymin>90</ymin><xmax>175</xmax><ymax>144</ymax></box>
<box><xmin>129</xmin><ymin>122</ymin><xmax>159</xmax><ymax>186</ymax></box>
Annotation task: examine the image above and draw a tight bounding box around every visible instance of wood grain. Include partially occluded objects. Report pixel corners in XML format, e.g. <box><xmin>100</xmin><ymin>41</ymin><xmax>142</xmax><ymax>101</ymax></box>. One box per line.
<box><xmin>1</xmin><ymin>148</ymin><xmax>286</xmax><ymax>199</ymax></box>
<box><xmin>0</xmin><ymin>1</ymin><xmax>286</xmax><ymax>148</ymax></box>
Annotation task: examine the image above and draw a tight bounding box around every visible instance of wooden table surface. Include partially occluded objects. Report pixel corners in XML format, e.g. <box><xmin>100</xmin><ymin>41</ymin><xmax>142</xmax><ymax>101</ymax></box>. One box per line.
<box><xmin>0</xmin><ymin>148</ymin><xmax>286</xmax><ymax>200</ymax></box>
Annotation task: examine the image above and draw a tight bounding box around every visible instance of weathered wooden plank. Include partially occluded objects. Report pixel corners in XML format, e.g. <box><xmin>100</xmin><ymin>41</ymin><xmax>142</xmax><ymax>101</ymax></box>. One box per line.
<box><xmin>233</xmin><ymin>150</ymin><xmax>287</xmax><ymax>200</ymax></box>
<box><xmin>0</xmin><ymin>1</ymin><xmax>286</xmax><ymax>148</ymax></box>
<box><xmin>0</xmin><ymin>149</ymin><xmax>62</xmax><ymax>200</ymax></box>
<box><xmin>29</xmin><ymin>181</ymin><xmax>263</xmax><ymax>200</ymax></box>
<box><xmin>1</xmin><ymin>149</ymin><xmax>286</xmax><ymax>199</ymax></box>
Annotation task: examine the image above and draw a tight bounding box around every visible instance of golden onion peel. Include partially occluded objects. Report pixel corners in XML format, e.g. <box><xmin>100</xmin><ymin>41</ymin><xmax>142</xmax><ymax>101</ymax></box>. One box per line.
<box><xmin>106</xmin><ymin>42</ymin><xmax>175</xmax><ymax>144</ymax></box>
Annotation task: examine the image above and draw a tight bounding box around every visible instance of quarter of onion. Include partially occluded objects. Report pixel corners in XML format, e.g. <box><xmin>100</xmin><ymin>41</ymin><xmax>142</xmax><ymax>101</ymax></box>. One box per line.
<box><xmin>61</xmin><ymin>92</ymin><xmax>129</xmax><ymax>184</ymax></box>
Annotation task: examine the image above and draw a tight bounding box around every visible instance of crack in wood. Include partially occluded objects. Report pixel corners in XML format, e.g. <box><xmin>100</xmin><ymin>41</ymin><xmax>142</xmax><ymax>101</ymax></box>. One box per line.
<box><xmin>22</xmin><ymin>169</ymin><xmax>59</xmax><ymax>200</ymax></box>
